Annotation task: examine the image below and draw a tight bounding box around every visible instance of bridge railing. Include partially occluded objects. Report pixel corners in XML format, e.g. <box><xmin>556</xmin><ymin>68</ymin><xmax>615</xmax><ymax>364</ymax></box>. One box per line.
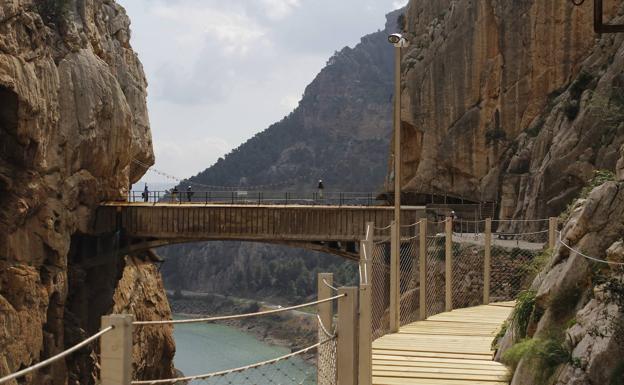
<box><xmin>370</xmin><ymin>216</ymin><xmax>559</xmax><ymax>337</ymax></box>
<box><xmin>93</xmin><ymin>287</ymin><xmax>357</xmax><ymax>385</ymax></box>
<box><xmin>127</xmin><ymin>190</ymin><xmax>378</xmax><ymax>206</ymax></box>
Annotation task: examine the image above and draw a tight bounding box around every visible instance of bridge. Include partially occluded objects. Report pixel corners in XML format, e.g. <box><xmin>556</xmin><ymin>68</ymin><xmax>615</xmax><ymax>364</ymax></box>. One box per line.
<box><xmin>94</xmin><ymin>201</ymin><xmax>425</xmax><ymax>260</ymax></box>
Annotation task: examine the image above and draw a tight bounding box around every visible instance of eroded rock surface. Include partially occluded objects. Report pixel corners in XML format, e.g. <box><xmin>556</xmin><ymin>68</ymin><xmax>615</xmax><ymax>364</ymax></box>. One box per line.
<box><xmin>399</xmin><ymin>0</ymin><xmax>624</xmax><ymax>220</ymax></box>
<box><xmin>0</xmin><ymin>1</ymin><xmax>173</xmax><ymax>384</ymax></box>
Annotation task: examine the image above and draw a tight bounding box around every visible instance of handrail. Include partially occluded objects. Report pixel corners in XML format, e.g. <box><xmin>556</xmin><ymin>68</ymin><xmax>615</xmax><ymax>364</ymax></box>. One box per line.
<box><xmin>131</xmin><ymin>337</ymin><xmax>335</xmax><ymax>384</ymax></box>
<box><xmin>134</xmin><ymin>294</ymin><xmax>346</xmax><ymax>325</ymax></box>
<box><xmin>0</xmin><ymin>326</ymin><xmax>114</xmax><ymax>384</ymax></box>
<box><xmin>559</xmin><ymin>238</ymin><xmax>624</xmax><ymax>266</ymax></box>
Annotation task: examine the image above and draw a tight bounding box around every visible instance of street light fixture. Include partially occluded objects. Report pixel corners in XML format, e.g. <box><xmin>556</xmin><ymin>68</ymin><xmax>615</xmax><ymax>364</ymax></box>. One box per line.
<box><xmin>388</xmin><ymin>32</ymin><xmax>408</xmax><ymax>332</ymax></box>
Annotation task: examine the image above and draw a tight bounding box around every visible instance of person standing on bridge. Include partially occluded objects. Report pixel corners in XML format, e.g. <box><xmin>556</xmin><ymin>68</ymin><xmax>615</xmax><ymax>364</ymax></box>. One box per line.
<box><xmin>317</xmin><ymin>179</ymin><xmax>324</xmax><ymax>200</ymax></box>
<box><xmin>171</xmin><ymin>186</ymin><xmax>179</xmax><ymax>202</ymax></box>
<box><xmin>187</xmin><ymin>186</ymin><xmax>194</xmax><ymax>202</ymax></box>
<box><xmin>142</xmin><ymin>183</ymin><xmax>149</xmax><ymax>202</ymax></box>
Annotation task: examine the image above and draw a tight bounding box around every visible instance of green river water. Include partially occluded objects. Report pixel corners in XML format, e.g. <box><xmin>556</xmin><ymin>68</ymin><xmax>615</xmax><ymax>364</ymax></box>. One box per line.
<box><xmin>172</xmin><ymin>318</ymin><xmax>315</xmax><ymax>384</ymax></box>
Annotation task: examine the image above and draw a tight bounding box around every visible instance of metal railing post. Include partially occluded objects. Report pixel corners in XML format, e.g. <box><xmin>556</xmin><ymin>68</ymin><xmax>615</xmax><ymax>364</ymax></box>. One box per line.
<box><xmin>337</xmin><ymin>287</ymin><xmax>358</xmax><ymax>385</ymax></box>
<box><xmin>548</xmin><ymin>217</ymin><xmax>557</xmax><ymax>249</ymax></box>
<box><xmin>484</xmin><ymin>218</ymin><xmax>492</xmax><ymax>305</ymax></box>
<box><xmin>100</xmin><ymin>314</ymin><xmax>133</xmax><ymax>385</ymax></box>
<box><xmin>419</xmin><ymin>218</ymin><xmax>427</xmax><ymax>320</ymax></box>
<box><xmin>445</xmin><ymin>217</ymin><xmax>453</xmax><ymax>312</ymax></box>
<box><xmin>317</xmin><ymin>273</ymin><xmax>334</xmax><ymax>385</ymax></box>
<box><xmin>390</xmin><ymin>220</ymin><xmax>400</xmax><ymax>332</ymax></box>
<box><xmin>358</xmin><ymin>222</ymin><xmax>374</xmax><ymax>385</ymax></box>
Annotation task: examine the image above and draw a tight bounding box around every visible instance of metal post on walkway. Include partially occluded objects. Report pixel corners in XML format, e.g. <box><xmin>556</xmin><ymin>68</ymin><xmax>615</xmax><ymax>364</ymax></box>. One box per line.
<box><xmin>358</xmin><ymin>223</ymin><xmax>374</xmax><ymax>385</ymax></box>
<box><xmin>390</xmin><ymin>220</ymin><xmax>400</xmax><ymax>332</ymax></box>
<box><xmin>445</xmin><ymin>217</ymin><xmax>453</xmax><ymax>312</ymax></box>
<box><xmin>483</xmin><ymin>218</ymin><xmax>492</xmax><ymax>305</ymax></box>
<box><xmin>317</xmin><ymin>272</ymin><xmax>334</xmax><ymax>385</ymax></box>
<box><xmin>419</xmin><ymin>218</ymin><xmax>427</xmax><ymax>320</ymax></box>
<box><xmin>100</xmin><ymin>314</ymin><xmax>133</xmax><ymax>385</ymax></box>
<box><xmin>337</xmin><ymin>287</ymin><xmax>358</xmax><ymax>385</ymax></box>
<box><xmin>548</xmin><ymin>217</ymin><xmax>557</xmax><ymax>249</ymax></box>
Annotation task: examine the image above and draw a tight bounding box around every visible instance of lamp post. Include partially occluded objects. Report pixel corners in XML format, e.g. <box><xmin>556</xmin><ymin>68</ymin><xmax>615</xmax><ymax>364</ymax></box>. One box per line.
<box><xmin>388</xmin><ymin>33</ymin><xmax>408</xmax><ymax>332</ymax></box>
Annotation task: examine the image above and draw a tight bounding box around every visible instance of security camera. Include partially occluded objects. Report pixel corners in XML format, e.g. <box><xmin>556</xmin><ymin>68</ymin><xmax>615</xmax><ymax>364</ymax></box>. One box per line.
<box><xmin>388</xmin><ymin>33</ymin><xmax>409</xmax><ymax>48</ymax></box>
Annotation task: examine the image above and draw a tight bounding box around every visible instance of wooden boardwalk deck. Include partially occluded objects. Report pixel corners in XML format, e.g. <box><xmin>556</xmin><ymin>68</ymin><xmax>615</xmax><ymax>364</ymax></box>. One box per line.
<box><xmin>372</xmin><ymin>302</ymin><xmax>514</xmax><ymax>385</ymax></box>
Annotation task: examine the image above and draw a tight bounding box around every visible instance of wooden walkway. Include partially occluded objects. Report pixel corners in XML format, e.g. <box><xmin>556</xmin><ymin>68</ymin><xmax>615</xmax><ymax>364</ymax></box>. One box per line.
<box><xmin>372</xmin><ymin>302</ymin><xmax>514</xmax><ymax>385</ymax></box>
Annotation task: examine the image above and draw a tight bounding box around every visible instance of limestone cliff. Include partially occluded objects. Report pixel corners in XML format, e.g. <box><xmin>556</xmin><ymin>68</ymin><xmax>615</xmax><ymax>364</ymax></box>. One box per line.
<box><xmin>0</xmin><ymin>1</ymin><xmax>174</xmax><ymax>384</ymax></box>
<box><xmin>398</xmin><ymin>0</ymin><xmax>624</xmax><ymax>221</ymax></box>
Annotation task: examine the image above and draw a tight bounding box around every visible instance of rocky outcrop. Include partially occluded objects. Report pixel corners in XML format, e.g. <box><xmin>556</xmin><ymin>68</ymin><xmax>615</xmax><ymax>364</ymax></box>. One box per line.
<box><xmin>0</xmin><ymin>1</ymin><xmax>173</xmax><ymax>384</ymax></box>
<box><xmin>398</xmin><ymin>0</ymin><xmax>624</xmax><ymax>220</ymax></box>
<box><xmin>495</xmin><ymin>180</ymin><xmax>624</xmax><ymax>384</ymax></box>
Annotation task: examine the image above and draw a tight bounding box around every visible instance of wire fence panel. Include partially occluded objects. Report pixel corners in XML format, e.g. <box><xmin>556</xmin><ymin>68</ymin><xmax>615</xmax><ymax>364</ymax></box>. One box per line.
<box><xmin>191</xmin><ymin>353</ymin><xmax>317</xmax><ymax>385</ymax></box>
<box><xmin>425</xmin><ymin>236</ymin><xmax>445</xmax><ymax>318</ymax></box>
<box><xmin>451</xmin><ymin>240</ymin><xmax>484</xmax><ymax>310</ymax></box>
<box><xmin>371</xmin><ymin>241</ymin><xmax>391</xmax><ymax>340</ymax></box>
<box><xmin>317</xmin><ymin>337</ymin><xmax>337</xmax><ymax>385</ymax></box>
<box><xmin>399</xmin><ymin>235</ymin><xmax>420</xmax><ymax>326</ymax></box>
<box><xmin>490</xmin><ymin>245</ymin><xmax>543</xmax><ymax>302</ymax></box>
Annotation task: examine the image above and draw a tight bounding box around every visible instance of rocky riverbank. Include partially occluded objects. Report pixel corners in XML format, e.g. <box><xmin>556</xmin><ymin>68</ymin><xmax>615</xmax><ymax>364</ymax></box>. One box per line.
<box><xmin>168</xmin><ymin>292</ymin><xmax>319</xmax><ymax>352</ymax></box>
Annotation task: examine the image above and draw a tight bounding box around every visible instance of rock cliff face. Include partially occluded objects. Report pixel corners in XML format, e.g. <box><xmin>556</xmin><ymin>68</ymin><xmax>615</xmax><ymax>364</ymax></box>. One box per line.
<box><xmin>398</xmin><ymin>0</ymin><xmax>623</xmax><ymax>220</ymax></box>
<box><xmin>0</xmin><ymin>1</ymin><xmax>173</xmax><ymax>384</ymax></box>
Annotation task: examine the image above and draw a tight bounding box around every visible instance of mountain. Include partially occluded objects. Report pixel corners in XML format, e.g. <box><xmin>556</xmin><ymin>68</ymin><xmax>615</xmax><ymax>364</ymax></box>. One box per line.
<box><xmin>160</xmin><ymin>10</ymin><xmax>404</xmax><ymax>301</ymax></box>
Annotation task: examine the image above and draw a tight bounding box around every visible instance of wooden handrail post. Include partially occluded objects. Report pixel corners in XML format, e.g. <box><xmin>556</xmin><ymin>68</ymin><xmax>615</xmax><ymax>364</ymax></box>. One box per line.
<box><xmin>390</xmin><ymin>220</ymin><xmax>400</xmax><ymax>332</ymax></box>
<box><xmin>419</xmin><ymin>218</ymin><xmax>427</xmax><ymax>320</ymax></box>
<box><xmin>445</xmin><ymin>217</ymin><xmax>453</xmax><ymax>312</ymax></box>
<box><xmin>548</xmin><ymin>217</ymin><xmax>557</xmax><ymax>249</ymax></box>
<box><xmin>317</xmin><ymin>273</ymin><xmax>334</xmax><ymax>385</ymax></box>
<box><xmin>483</xmin><ymin>218</ymin><xmax>492</xmax><ymax>305</ymax></box>
<box><xmin>101</xmin><ymin>314</ymin><xmax>133</xmax><ymax>385</ymax></box>
<box><xmin>358</xmin><ymin>222</ymin><xmax>374</xmax><ymax>385</ymax></box>
<box><xmin>337</xmin><ymin>287</ymin><xmax>358</xmax><ymax>385</ymax></box>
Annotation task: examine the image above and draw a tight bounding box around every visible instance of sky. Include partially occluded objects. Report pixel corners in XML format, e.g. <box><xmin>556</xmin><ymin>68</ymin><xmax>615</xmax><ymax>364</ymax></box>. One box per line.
<box><xmin>119</xmin><ymin>0</ymin><xmax>408</xmax><ymax>185</ymax></box>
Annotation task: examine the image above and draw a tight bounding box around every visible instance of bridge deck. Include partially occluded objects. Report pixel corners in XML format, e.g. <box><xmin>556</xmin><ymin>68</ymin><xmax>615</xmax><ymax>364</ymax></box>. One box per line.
<box><xmin>372</xmin><ymin>302</ymin><xmax>513</xmax><ymax>385</ymax></box>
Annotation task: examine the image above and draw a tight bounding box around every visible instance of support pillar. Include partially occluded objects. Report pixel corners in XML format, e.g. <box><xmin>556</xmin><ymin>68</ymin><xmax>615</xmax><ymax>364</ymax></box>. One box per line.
<box><xmin>101</xmin><ymin>315</ymin><xmax>133</xmax><ymax>385</ymax></box>
<box><xmin>337</xmin><ymin>287</ymin><xmax>358</xmax><ymax>385</ymax></box>
<box><xmin>548</xmin><ymin>217</ymin><xmax>557</xmax><ymax>250</ymax></box>
<box><xmin>483</xmin><ymin>218</ymin><xmax>492</xmax><ymax>305</ymax></box>
<box><xmin>358</xmin><ymin>223</ymin><xmax>374</xmax><ymax>385</ymax></box>
<box><xmin>317</xmin><ymin>273</ymin><xmax>334</xmax><ymax>385</ymax></box>
<box><xmin>419</xmin><ymin>218</ymin><xmax>427</xmax><ymax>320</ymax></box>
<box><xmin>390</xmin><ymin>221</ymin><xmax>399</xmax><ymax>332</ymax></box>
<box><xmin>445</xmin><ymin>217</ymin><xmax>453</xmax><ymax>312</ymax></box>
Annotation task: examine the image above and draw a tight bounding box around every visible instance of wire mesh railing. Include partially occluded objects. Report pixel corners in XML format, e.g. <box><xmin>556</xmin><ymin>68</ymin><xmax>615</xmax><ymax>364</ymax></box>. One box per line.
<box><xmin>425</xmin><ymin>235</ymin><xmax>446</xmax><ymax>318</ymax></box>
<box><xmin>371</xmin><ymin>235</ymin><xmax>391</xmax><ymax>340</ymax></box>
<box><xmin>131</xmin><ymin>338</ymin><xmax>334</xmax><ymax>385</ymax></box>
<box><xmin>451</xmin><ymin>241</ymin><xmax>484</xmax><ymax>310</ymax></box>
<box><xmin>399</xmin><ymin>228</ymin><xmax>421</xmax><ymax>326</ymax></box>
<box><xmin>127</xmin><ymin>190</ymin><xmax>378</xmax><ymax>206</ymax></box>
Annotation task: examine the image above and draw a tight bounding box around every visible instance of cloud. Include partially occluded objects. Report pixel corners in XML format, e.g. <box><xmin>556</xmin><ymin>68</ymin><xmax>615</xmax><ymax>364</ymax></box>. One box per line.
<box><xmin>119</xmin><ymin>0</ymin><xmax>405</xmax><ymax>182</ymax></box>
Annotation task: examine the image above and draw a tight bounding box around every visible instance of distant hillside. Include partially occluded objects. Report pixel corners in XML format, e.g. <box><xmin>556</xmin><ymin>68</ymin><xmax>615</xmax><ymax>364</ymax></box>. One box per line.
<box><xmin>161</xmin><ymin>10</ymin><xmax>404</xmax><ymax>301</ymax></box>
<box><xmin>184</xmin><ymin>10</ymin><xmax>400</xmax><ymax>192</ymax></box>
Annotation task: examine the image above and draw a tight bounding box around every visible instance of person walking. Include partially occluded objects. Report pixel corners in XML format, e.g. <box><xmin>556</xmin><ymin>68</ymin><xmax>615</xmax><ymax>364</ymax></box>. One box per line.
<box><xmin>142</xmin><ymin>183</ymin><xmax>149</xmax><ymax>202</ymax></box>
<box><xmin>171</xmin><ymin>186</ymin><xmax>179</xmax><ymax>203</ymax></box>
<box><xmin>317</xmin><ymin>179</ymin><xmax>324</xmax><ymax>200</ymax></box>
<box><xmin>186</xmin><ymin>186</ymin><xmax>194</xmax><ymax>202</ymax></box>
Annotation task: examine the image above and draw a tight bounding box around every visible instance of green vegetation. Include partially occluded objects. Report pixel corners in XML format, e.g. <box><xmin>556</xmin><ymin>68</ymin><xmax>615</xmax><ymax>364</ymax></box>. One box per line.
<box><xmin>491</xmin><ymin>321</ymin><xmax>509</xmax><ymax>351</ymax></box>
<box><xmin>548</xmin><ymin>284</ymin><xmax>583</xmax><ymax>320</ymax></box>
<box><xmin>564</xmin><ymin>71</ymin><xmax>595</xmax><ymax>121</ymax></box>
<box><xmin>610</xmin><ymin>361</ymin><xmax>624</xmax><ymax>385</ymax></box>
<box><xmin>502</xmin><ymin>332</ymin><xmax>571</xmax><ymax>385</ymax></box>
<box><xmin>36</xmin><ymin>0</ymin><xmax>71</xmax><ymax>25</ymax></box>
<box><xmin>526</xmin><ymin>117</ymin><xmax>545</xmax><ymax>137</ymax></box>
<box><xmin>519</xmin><ymin>249</ymin><xmax>552</xmax><ymax>287</ymax></box>
<box><xmin>511</xmin><ymin>290</ymin><xmax>537</xmax><ymax>339</ymax></box>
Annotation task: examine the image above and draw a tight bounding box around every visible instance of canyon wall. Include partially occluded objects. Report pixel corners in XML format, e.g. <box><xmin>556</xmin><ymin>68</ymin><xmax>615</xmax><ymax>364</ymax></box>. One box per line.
<box><xmin>0</xmin><ymin>1</ymin><xmax>174</xmax><ymax>384</ymax></box>
<box><xmin>399</xmin><ymin>0</ymin><xmax>623</xmax><ymax>220</ymax></box>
